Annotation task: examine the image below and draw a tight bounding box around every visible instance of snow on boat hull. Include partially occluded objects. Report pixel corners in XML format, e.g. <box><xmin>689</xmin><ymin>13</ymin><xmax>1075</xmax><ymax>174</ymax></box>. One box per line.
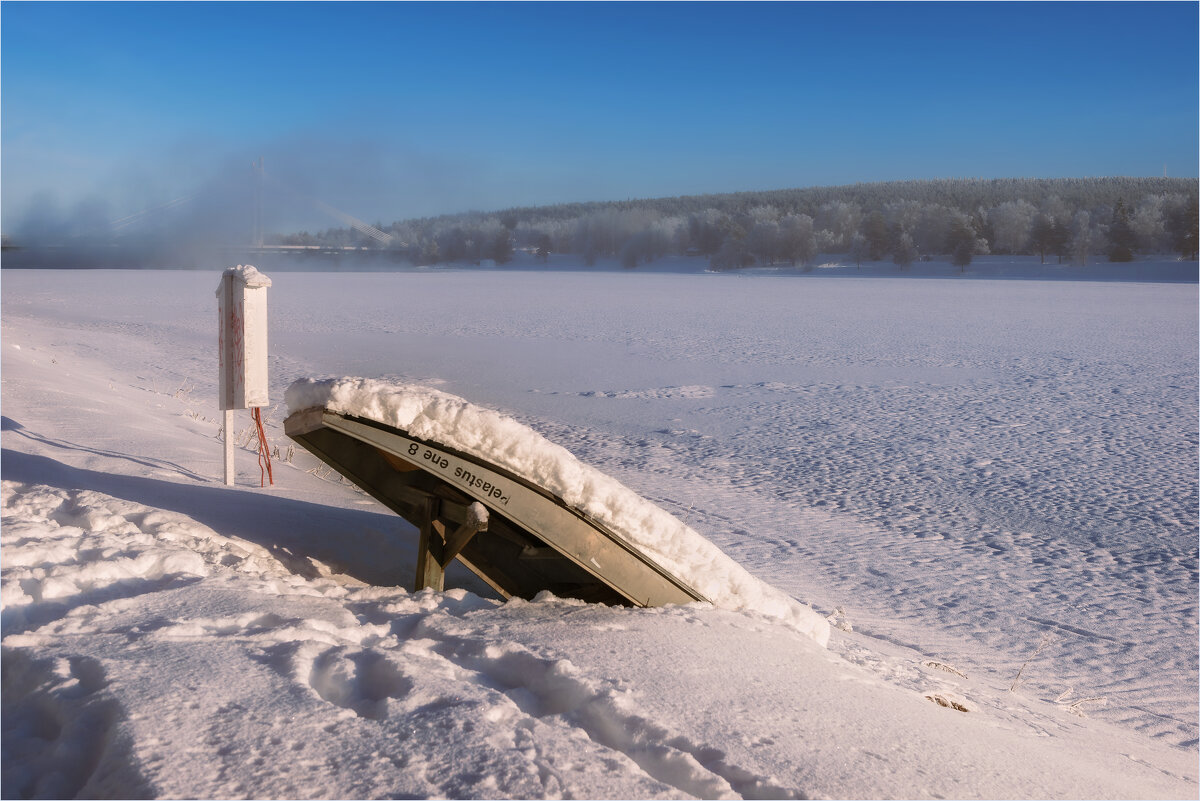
<box><xmin>285</xmin><ymin>407</ymin><xmax>706</xmax><ymax>607</ymax></box>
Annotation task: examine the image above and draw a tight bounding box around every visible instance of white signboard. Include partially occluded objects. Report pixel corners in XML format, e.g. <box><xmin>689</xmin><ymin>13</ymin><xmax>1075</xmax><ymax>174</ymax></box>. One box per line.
<box><xmin>217</xmin><ymin>265</ymin><xmax>271</xmax><ymax>486</ymax></box>
<box><xmin>217</xmin><ymin>265</ymin><xmax>271</xmax><ymax>410</ymax></box>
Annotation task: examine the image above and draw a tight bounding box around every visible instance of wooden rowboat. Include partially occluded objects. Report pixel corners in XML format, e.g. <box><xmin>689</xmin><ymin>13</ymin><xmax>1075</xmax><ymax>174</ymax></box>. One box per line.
<box><xmin>285</xmin><ymin>407</ymin><xmax>708</xmax><ymax>607</ymax></box>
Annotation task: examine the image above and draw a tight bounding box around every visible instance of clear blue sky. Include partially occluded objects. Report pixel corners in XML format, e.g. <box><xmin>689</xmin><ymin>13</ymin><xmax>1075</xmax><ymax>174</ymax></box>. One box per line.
<box><xmin>3</xmin><ymin>1</ymin><xmax>1197</xmax><ymax>232</ymax></box>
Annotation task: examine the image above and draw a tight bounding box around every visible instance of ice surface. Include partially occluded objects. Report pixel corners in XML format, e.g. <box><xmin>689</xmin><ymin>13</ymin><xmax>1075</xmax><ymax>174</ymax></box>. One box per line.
<box><xmin>2</xmin><ymin>267</ymin><xmax>1196</xmax><ymax>799</ymax></box>
<box><xmin>286</xmin><ymin>376</ymin><xmax>831</xmax><ymax>644</ymax></box>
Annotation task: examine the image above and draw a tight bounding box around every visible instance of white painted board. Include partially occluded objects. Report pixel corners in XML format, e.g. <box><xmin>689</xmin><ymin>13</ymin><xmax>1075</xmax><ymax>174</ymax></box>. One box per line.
<box><xmin>217</xmin><ymin>266</ymin><xmax>270</xmax><ymax>410</ymax></box>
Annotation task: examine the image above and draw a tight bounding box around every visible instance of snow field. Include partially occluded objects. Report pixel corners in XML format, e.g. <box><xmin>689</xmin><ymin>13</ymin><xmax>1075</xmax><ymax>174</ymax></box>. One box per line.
<box><xmin>3</xmin><ymin>479</ymin><xmax>1194</xmax><ymax>799</ymax></box>
<box><xmin>0</xmin><ymin>480</ymin><xmax>830</xmax><ymax>798</ymax></box>
<box><xmin>2</xmin><ymin>268</ymin><xmax>1197</xmax><ymax>798</ymax></box>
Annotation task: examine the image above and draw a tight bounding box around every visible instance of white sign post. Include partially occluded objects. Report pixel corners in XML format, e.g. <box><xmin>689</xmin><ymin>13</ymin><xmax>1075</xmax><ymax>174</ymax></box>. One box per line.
<box><xmin>217</xmin><ymin>265</ymin><xmax>271</xmax><ymax>486</ymax></box>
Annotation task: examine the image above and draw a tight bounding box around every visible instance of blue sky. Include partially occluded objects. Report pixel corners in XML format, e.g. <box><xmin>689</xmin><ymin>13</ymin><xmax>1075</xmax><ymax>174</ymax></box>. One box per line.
<box><xmin>3</xmin><ymin>1</ymin><xmax>1197</xmax><ymax>233</ymax></box>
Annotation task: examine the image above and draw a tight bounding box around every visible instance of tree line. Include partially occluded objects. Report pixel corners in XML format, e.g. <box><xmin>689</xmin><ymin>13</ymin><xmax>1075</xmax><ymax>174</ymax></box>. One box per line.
<box><xmin>275</xmin><ymin>177</ymin><xmax>1199</xmax><ymax>269</ymax></box>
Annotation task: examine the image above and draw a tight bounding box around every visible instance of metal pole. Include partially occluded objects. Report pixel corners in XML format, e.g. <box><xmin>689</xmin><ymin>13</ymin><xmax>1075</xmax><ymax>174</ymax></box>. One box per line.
<box><xmin>224</xmin><ymin>409</ymin><xmax>235</xmax><ymax>486</ymax></box>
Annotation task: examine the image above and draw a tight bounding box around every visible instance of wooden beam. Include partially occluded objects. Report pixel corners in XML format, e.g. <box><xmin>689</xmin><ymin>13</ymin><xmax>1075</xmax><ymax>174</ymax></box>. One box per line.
<box><xmin>415</xmin><ymin>495</ymin><xmax>446</xmax><ymax>592</ymax></box>
<box><xmin>440</xmin><ymin>502</ymin><xmax>489</xmax><ymax>568</ymax></box>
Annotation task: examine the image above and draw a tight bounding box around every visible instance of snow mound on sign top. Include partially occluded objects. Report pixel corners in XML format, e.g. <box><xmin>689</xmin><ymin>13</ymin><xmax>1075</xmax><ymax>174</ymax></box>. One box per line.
<box><xmin>224</xmin><ymin>264</ymin><xmax>272</xmax><ymax>288</ymax></box>
<box><xmin>286</xmin><ymin>377</ymin><xmax>830</xmax><ymax>646</ymax></box>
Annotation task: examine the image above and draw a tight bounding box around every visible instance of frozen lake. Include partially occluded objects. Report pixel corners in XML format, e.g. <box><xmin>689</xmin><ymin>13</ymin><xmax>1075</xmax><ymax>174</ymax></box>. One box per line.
<box><xmin>2</xmin><ymin>268</ymin><xmax>1196</xmax><ymax>797</ymax></box>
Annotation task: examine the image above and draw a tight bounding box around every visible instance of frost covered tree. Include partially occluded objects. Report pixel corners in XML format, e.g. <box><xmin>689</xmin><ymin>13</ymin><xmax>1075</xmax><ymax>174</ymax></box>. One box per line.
<box><xmin>815</xmin><ymin>201</ymin><xmax>862</xmax><ymax>251</ymax></box>
<box><xmin>274</xmin><ymin>177</ymin><xmax>1197</xmax><ymax>266</ymax></box>
<box><xmin>893</xmin><ymin>231</ymin><xmax>918</xmax><ymax>269</ymax></box>
<box><xmin>1029</xmin><ymin>213</ymin><xmax>1055</xmax><ymax>264</ymax></box>
<box><xmin>1107</xmin><ymin>200</ymin><xmax>1136</xmax><ymax>262</ymax></box>
<box><xmin>863</xmin><ymin>211</ymin><xmax>890</xmax><ymax>260</ymax></box>
<box><xmin>778</xmin><ymin>214</ymin><xmax>816</xmax><ymax>266</ymax></box>
<box><xmin>617</xmin><ymin>222</ymin><xmax>674</xmax><ymax>268</ymax></box>
<box><xmin>573</xmin><ymin>215</ymin><xmax>604</xmax><ymax>265</ymax></box>
<box><xmin>687</xmin><ymin>209</ymin><xmax>726</xmax><ymax>255</ymax></box>
<box><xmin>1049</xmin><ymin>218</ymin><xmax>1071</xmax><ymax>264</ymax></box>
<box><xmin>747</xmin><ymin>220</ymin><xmax>781</xmax><ymax>265</ymax></box>
<box><xmin>1070</xmin><ymin>211</ymin><xmax>1093</xmax><ymax>266</ymax></box>
<box><xmin>1129</xmin><ymin>195</ymin><xmax>1168</xmax><ymax>253</ymax></box>
<box><xmin>884</xmin><ymin>200</ymin><xmax>924</xmax><ymax>241</ymax></box>
<box><xmin>420</xmin><ymin>238</ymin><xmax>440</xmax><ymax>265</ymax></box>
<box><xmin>710</xmin><ymin>237</ymin><xmax>754</xmax><ymax>270</ymax></box>
<box><xmin>619</xmin><ymin>234</ymin><xmax>645</xmax><ymax>268</ymax></box>
<box><xmin>436</xmin><ymin>227</ymin><xmax>468</xmax><ymax>262</ymax></box>
<box><xmin>814</xmin><ymin>228</ymin><xmax>839</xmax><ymax>254</ymax></box>
<box><xmin>489</xmin><ymin>228</ymin><xmax>513</xmax><ymax>264</ymax></box>
<box><xmin>971</xmin><ymin>208</ymin><xmax>994</xmax><ymax>253</ymax></box>
<box><xmin>1167</xmin><ymin>195</ymin><xmax>1198</xmax><ymax>260</ymax></box>
<box><xmin>947</xmin><ymin>217</ymin><xmax>977</xmax><ymax>272</ymax></box>
<box><xmin>848</xmin><ymin>232</ymin><xmax>869</xmax><ymax>269</ymax></box>
<box><xmin>989</xmin><ymin>200</ymin><xmax>1037</xmax><ymax>254</ymax></box>
<box><xmin>913</xmin><ymin>204</ymin><xmax>953</xmax><ymax>255</ymax></box>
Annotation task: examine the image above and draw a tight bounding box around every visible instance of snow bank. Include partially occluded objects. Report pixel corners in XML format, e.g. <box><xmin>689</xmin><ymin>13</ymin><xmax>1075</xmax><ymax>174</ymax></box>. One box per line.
<box><xmin>286</xmin><ymin>377</ymin><xmax>830</xmax><ymax>645</ymax></box>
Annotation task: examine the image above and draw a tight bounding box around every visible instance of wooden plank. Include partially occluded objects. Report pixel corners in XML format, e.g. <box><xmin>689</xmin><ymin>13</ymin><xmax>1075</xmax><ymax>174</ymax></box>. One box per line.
<box><xmin>415</xmin><ymin>495</ymin><xmax>445</xmax><ymax>592</ymax></box>
<box><xmin>440</xmin><ymin>503</ymin><xmax>488</xmax><ymax>568</ymax></box>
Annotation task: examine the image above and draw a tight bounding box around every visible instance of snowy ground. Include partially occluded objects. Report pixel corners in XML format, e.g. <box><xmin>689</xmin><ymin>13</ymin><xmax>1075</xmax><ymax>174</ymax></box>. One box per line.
<box><xmin>1</xmin><ymin>267</ymin><xmax>1196</xmax><ymax>799</ymax></box>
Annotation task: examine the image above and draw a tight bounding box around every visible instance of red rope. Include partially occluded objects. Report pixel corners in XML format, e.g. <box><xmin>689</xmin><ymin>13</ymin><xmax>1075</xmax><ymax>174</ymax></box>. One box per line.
<box><xmin>252</xmin><ymin>407</ymin><xmax>274</xmax><ymax>487</ymax></box>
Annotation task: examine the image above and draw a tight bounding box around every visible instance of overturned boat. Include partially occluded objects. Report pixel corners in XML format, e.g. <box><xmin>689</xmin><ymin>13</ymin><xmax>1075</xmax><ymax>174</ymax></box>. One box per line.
<box><xmin>283</xmin><ymin>377</ymin><xmax>831</xmax><ymax>645</ymax></box>
<box><xmin>285</xmin><ymin>404</ymin><xmax>706</xmax><ymax>607</ymax></box>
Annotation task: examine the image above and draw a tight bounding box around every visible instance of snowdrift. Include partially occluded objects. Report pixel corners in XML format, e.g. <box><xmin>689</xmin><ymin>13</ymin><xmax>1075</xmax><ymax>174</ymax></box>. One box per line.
<box><xmin>286</xmin><ymin>377</ymin><xmax>830</xmax><ymax>645</ymax></box>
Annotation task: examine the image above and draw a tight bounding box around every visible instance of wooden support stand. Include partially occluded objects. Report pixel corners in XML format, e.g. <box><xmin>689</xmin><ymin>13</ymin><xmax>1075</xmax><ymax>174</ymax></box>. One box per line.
<box><xmin>440</xmin><ymin>502</ymin><xmax>489</xmax><ymax>568</ymax></box>
<box><xmin>415</xmin><ymin>496</ymin><xmax>445</xmax><ymax>592</ymax></box>
<box><xmin>415</xmin><ymin>498</ymin><xmax>490</xmax><ymax>592</ymax></box>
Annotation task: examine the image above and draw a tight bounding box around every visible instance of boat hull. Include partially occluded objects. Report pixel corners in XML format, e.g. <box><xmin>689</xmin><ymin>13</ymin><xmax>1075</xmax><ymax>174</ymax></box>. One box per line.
<box><xmin>285</xmin><ymin>407</ymin><xmax>705</xmax><ymax>607</ymax></box>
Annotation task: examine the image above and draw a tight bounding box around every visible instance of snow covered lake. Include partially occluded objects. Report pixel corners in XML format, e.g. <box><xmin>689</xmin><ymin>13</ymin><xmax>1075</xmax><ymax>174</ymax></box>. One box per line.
<box><xmin>2</xmin><ymin>267</ymin><xmax>1197</xmax><ymax>799</ymax></box>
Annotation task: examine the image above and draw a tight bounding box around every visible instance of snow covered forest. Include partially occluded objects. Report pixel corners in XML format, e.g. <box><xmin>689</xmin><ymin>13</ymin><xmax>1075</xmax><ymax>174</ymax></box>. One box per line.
<box><xmin>277</xmin><ymin>177</ymin><xmax>1200</xmax><ymax>269</ymax></box>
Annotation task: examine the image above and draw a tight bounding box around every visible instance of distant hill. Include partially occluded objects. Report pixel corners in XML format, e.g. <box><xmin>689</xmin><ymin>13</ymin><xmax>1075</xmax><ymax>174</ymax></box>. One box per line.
<box><xmin>286</xmin><ymin>176</ymin><xmax>1196</xmax><ymax>269</ymax></box>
